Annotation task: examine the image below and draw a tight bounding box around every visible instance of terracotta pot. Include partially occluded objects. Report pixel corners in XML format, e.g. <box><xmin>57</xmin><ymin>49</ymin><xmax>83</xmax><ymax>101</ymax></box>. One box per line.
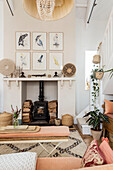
<box><xmin>91</xmin><ymin>129</ymin><xmax>102</xmax><ymax>140</ymax></box>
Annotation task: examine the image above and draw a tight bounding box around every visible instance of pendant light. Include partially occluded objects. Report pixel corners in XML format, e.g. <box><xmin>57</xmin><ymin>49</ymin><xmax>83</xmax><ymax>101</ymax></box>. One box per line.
<box><xmin>23</xmin><ymin>0</ymin><xmax>74</xmax><ymax>21</ymax></box>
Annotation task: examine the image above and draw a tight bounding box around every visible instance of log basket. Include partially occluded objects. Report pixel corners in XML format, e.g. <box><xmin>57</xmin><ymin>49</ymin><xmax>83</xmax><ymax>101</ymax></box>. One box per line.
<box><xmin>0</xmin><ymin>112</ymin><xmax>13</xmax><ymax>126</ymax></box>
<box><xmin>62</xmin><ymin>114</ymin><xmax>73</xmax><ymax>127</ymax></box>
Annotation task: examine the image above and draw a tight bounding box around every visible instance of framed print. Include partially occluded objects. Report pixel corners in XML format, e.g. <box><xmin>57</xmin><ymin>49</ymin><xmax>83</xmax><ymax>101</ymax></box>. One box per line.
<box><xmin>16</xmin><ymin>52</ymin><xmax>30</xmax><ymax>70</ymax></box>
<box><xmin>49</xmin><ymin>32</ymin><xmax>64</xmax><ymax>51</ymax></box>
<box><xmin>32</xmin><ymin>32</ymin><xmax>47</xmax><ymax>51</ymax></box>
<box><xmin>16</xmin><ymin>32</ymin><xmax>30</xmax><ymax>50</ymax></box>
<box><xmin>32</xmin><ymin>52</ymin><xmax>47</xmax><ymax>70</ymax></box>
<box><xmin>49</xmin><ymin>52</ymin><xmax>63</xmax><ymax>70</ymax></box>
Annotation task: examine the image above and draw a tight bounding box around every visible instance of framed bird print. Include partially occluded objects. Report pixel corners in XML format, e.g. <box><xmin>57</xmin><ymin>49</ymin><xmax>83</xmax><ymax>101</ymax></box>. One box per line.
<box><xmin>32</xmin><ymin>52</ymin><xmax>47</xmax><ymax>70</ymax></box>
<box><xmin>16</xmin><ymin>52</ymin><xmax>31</xmax><ymax>70</ymax></box>
<box><xmin>49</xmin><ymin>32</ymin><xmax>64</xmax><ymax>51</ymax></box>
<box><xmin>16</xmin><ymin>32</ymin><xmax>30</xmax><ymax>50</ymax></box>
<box><xmin>49</xmin><ymin>53</ymin><xmax>63</xmax><ymax>70</ymax></box>
<box><xmin>32</xmin><ymin>32</ymin><xmax>47</xmax><ymax>51</ymax></box>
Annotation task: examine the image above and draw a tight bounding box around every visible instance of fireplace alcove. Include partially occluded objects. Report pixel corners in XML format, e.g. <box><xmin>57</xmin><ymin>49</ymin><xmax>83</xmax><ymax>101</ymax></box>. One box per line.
<box><xmin>3</xmin><ymin>77</ymin><xmax>76</xmax><ymax>124</ymax></box>
<box><xmin>22</xmin><ymin>81</ymin><xmax>57</xmax><ymax>125</ymax></box>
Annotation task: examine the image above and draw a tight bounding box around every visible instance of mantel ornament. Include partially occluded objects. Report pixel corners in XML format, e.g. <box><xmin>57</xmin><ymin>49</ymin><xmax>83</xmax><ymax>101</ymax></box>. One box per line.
<box><xmin>0</xmin><ymin>59</ymin><xmax>15</xmax><ymax>77</ymax></box>
<box><xmin>63</xmin><ymin>63</ymin><xmax>76</xmax><ymax>77</ymax></box>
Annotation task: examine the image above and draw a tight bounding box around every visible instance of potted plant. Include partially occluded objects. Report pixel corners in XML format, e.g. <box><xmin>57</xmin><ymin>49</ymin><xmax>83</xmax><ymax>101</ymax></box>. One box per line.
<box><xmin>84</xmin><ymin>109</ymin><xmax>109</xmax><ymax>140</ymax></box>
<box><xmin>84</xmin><ymin>66</ymin><xmax>109</xmax><ymax>140</ymax></box>
<box><xmin>104</xmin><ymin>68</ymin><xmax>113</xmax><ymax>79</ymax></box>
<box><xmin>91</xmin><ymin>65</ymin><xmax>104</xmax><ymax>80</ymax></box>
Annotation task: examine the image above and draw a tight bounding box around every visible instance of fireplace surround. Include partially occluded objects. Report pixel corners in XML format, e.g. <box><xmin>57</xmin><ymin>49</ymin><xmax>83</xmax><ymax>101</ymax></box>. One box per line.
<box><xmin>3</xmin><ymin>77</ymin><xmax>76</xmax><ymax>123</ymax></box>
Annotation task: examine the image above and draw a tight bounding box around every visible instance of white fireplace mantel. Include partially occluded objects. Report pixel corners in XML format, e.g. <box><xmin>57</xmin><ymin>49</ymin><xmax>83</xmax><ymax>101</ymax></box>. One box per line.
<box><xmin>3</xmin><ymin>77</ymin><xmax>76</xmax><ymax>120</ymax></box>
<box><xmin>3</xmin><ymin>77</ymin><xmax>75</xmax><ymax>87</ymax></box>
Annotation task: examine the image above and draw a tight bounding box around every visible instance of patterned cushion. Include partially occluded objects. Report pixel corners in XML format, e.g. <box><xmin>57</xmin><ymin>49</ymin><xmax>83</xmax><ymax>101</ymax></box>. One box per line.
<box><xmin>82</xmin><ymin>139</ymin><xmax>106</xmax><ymax>167</ymax></box>
<box><xmin>0</xmin><ymin>152</ymin><xmax>37</xmax><ymax>170</ymax></box>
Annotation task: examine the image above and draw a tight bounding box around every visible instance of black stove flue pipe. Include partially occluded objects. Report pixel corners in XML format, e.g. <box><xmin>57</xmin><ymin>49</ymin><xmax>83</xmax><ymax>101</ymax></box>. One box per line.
<box><xmin>39</xmin><ymin>81</ymin><xmax>44</xmax><ymax>101</ymax></box>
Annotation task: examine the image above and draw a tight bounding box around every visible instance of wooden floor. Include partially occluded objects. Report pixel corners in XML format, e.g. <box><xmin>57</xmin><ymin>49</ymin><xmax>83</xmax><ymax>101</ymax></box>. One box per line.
<box><xmin>74</xmin><ymin>125</ymin><xmax>93</xmax><ymax>147</ymax></box>
<box><xmin>73</xmin><ymin>125</ymin><xmax>113</xmax><ymax>149</ymax></box>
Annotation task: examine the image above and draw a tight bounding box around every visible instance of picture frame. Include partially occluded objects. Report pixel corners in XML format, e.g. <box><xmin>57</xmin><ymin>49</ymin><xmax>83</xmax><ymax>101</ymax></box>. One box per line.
<box><xmin>32</xmin><ymin>32</ymin><xmax>47</xmax><ymax>51</ymax></box>
<box><xmin>16</xmin><ymin>52</ymin><xmax>31</xmax><ymax>70</ymax></box>
<box><xmin>16</xmin><ymin>31</ymin><xmax>31</xmax><ymax>50</ymax></box>
<box><xmin>49</xmin><ymin>52</ymin><xmax>63</xmax><ymax>70</ymax></box>
<box><xmin>49</xmin><ymin>32</ymin><xmax>64</xmax><ymax>51</ymax></box>
<box><xmin>32</xmin><ymin>52</ymin><xmax>47</xmax><ymax>71</ymax></box>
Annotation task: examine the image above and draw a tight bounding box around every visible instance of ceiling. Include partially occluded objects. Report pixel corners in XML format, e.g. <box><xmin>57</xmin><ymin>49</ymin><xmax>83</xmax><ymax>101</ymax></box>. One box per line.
<box><xmin>75</xmin><ymin>0</ymin><xmax>88</xmax><ymax>19</ymax></box>
<box><xmin>3</xmin><ymin>0</ymin><xmax>113</xmax><ymax>23</ymax></box>
<box><xmin>76</xmin><ymin>0</ymin><xmax>113</xmax><ymax>22</ymax></box>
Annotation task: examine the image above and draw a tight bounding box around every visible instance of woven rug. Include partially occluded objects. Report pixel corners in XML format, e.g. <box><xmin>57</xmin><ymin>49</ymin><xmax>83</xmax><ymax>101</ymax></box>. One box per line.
<box><xmin>0</xmin><ymin>129</ymin><xmax>87</xmax><ymax>158</ymax></box>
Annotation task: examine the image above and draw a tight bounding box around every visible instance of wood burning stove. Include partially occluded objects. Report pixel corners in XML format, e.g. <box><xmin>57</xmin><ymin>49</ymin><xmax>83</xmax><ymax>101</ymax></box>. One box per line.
<box><xmin>32</xmin><ymin>81</ymin><xmax>49</xmax><ymax>122</ymax></box>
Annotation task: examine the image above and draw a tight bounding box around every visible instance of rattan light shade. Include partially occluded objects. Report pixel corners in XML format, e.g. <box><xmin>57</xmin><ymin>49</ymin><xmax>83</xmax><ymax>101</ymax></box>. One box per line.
<box><xmin>23</xmin><ymin>0</ymin><xmax>74</xmax><ymax>21</ymax></box>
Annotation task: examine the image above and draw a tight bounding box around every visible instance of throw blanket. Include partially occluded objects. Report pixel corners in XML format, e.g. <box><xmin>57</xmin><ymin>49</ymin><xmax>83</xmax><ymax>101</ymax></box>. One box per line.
<box><xmin>0</xmin><ymin>152</ymin><xmax>37</xmax><ymax>170</ymax></box>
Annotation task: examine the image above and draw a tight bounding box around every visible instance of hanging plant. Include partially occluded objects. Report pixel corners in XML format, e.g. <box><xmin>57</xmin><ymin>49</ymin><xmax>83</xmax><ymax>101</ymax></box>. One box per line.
<box><xmin>83</xmin><ymin>65</ymin><xmax>109</xmax><ymax>139</ymax></box>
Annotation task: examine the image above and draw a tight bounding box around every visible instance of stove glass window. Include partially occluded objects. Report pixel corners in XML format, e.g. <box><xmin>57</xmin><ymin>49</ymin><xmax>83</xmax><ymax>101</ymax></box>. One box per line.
<box><xmin>37</xmin><ymin>106</ymin><xmax>44</xmax><ymax>115</ymax></box>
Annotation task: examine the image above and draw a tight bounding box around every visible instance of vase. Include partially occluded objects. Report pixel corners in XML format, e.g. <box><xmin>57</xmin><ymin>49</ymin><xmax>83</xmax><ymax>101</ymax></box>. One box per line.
<box><xmin>14</xmin><ymin>119</ymin><xmax>19</xmax><ymax>128</ymax></box>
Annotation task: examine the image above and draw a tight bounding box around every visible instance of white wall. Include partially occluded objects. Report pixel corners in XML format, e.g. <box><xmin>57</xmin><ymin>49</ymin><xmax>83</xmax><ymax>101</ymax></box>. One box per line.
<box><xmin>3</xmin><ymin>0</ymin><xmax>76</xmax><ymax>118</ymax></box>
<box><xmin>0</xmin><ymin>1</ymin><xmax>4</xmax><ymax>113</ymax></box>
<box><xmin>4</xmin><ymin>0</ymin><xmax>76</xmax><ymax>75</ymax></box>
<box><xmin>75</xmin><ymin>19</ymin><xmax>107</xmax><ymax>115</ymax></box>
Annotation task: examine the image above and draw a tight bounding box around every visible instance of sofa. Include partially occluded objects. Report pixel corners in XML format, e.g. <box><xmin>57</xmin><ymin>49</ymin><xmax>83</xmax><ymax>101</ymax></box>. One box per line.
<box><xmin>36</xmin><ymin>157</ymin><xmax>113</xmax><ymax>170</ymax></box>
<box><xmin>1</xmin><ymin>153</ymin><xmax>113</xmax><ymax>170</ymax></box>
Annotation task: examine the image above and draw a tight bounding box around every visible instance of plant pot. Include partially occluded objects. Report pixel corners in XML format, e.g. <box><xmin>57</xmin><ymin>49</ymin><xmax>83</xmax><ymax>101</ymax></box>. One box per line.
<box><xmin>95</xmin><ymin>72</ymin><xmax>104</xmax><ymax>80</ymax></box>
<box><xmin>14</xmin><ymin>119</ymin><xmax>19</xmax><ymax>128</ymax></box>
<box><xmin>91</xmin><ymin>129</ymin><xmax>102</xmax><ymax>140</ymax></box>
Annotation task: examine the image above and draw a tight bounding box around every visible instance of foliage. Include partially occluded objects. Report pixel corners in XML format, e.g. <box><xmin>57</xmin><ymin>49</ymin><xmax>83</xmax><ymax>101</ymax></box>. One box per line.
<box><xmin>104</xmin><ymin>68</ymin><xmax>113</xmax><ymax>79</ymax></box>
<box><xmin>90</xmin><ymin>65</ymin><xmax>100</xmax><ymax>110</ymax></box>
<box><xmin>11</xmin><ymin>105</ymin><xmax>21</xmax><ymax>119</ymax></box>
<box><xmin>84</xmin><ymin>65</ymin><xmax>109</xmax><ymax>131</ymax></box>
<box><xmin>83</xmin><ymin>109</ymin><xmax>109</xmax><ymax>131</ymax></box>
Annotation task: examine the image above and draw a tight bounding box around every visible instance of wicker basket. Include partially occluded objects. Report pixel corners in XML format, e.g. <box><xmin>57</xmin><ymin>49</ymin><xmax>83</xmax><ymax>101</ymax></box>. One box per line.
<box><xmin>0</xmin><ymin>112</ymin><xmax>13</xmax><ymax>126</ymax></box>
<box><xmin>62</xmin><ymin>114</ymin><xmax>73</xmax><ymax>127</ymax></box>
<box><xmin>93</xmin><ymin>55</ymin><xmax>100</xmax><ymax>64</ymax></box>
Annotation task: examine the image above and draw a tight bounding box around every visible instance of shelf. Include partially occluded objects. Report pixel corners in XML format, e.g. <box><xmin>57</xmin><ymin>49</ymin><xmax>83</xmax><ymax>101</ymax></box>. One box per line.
<box><xmin>3</xmin><ymin>77</ymin><xmax>75</xmax><ymax>81</ymax></box>
<box><xmin>3</xmin><ymin>77</ymin><xmax>75</xmax><ymax>87</ymax></box>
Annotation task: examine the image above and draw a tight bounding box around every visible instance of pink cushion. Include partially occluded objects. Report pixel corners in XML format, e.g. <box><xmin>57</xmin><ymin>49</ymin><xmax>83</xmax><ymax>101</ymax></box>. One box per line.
<box><xmin>100</xmin><ymin>140</ymin><xmax>113</xmax><ymax>164</ymax></box>
<box><xmin>104</xmin><ymin>99</ymin><xmax>113</xmax><ymax>115</ymax></box>
<box><xmin>82</xmin><ymin>139</ymin><xmax>106</xmax><ymax>167</ymax></box>
<box><xmin>36</xmin><ymin>157</ymin><xmax>82</xmax><ymax>170</ymax></box>
<box><xmin>105</xmin><ymin>113</ymin><xmax>113</xmax><ymax>119</ymax></box>
<box><xmin>0</xmin><ymin>126</ymin><xmax>70</xmax><ymax>138</ymax></box>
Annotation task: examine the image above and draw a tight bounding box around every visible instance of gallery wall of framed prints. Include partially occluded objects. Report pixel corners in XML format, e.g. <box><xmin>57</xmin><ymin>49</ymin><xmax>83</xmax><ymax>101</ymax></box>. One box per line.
<box><xmin>15</xmin><ymin>31</ymin><xmax>64</xmax><ymax>71</ymax></box>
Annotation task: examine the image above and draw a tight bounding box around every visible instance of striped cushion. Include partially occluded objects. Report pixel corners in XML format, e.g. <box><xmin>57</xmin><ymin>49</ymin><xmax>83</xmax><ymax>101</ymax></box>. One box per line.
<box><xmin>100</xmin><ymin>140</ymin><xmax>113</xmax><ymax>164</ymax></box>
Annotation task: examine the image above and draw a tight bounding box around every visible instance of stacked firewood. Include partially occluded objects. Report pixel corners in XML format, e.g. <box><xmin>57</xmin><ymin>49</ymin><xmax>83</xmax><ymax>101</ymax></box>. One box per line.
<box><xmin>22</xmin><ymin>100</ymin><xmax>33</xmax><ymax>123</ymax></box>
<box><xmin>48</xmin><ymin>100</ymin><xmax>57</xmax><ymax>124</ymax></box>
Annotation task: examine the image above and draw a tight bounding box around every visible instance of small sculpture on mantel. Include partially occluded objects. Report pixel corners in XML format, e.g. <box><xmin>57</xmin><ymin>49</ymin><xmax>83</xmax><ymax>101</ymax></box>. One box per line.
<box><xmin>53</xmin><ymin>72</ymin><xmax>59</xmax><ymax>77</ymax></box>
<box><xmin>20</xmin><ymin>72</ymin><xmax>26</xmax><ymax>78</ymax></box>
